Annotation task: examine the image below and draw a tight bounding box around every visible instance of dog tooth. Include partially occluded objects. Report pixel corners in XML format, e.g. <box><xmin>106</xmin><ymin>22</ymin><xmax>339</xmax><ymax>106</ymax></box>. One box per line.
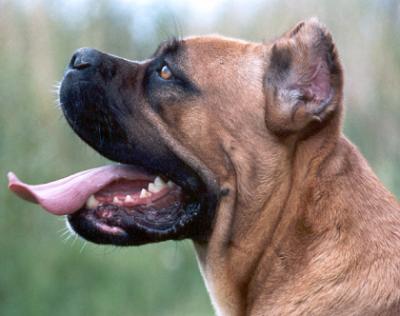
<box><xmin>86</xmin><ymin>195</ymin><xmax>99</xmax><ymax>209</ymax></box>
<box><xmin>140</xmin><ymin>188</ymin><xmax>152</xmax><ymax>198</ymax></box>
<box><xmin>148</xmin><ymin>182</ymin><xmax>162</xmax><ymax>193</ymax></box>
<box><xmin>167</xmin><ymin>180</ymin><xmax>175</xmax><ymax>188</ymax></box>
<box><xmin>154</xmin><ymin>176</ymin><xmax>166</xmax><ymax>188</ymax></box>
<box><xmin>125</xmin><ymin>195</ymin><xmax>134</xmax><ymax>203</ymax></box>
<box><xmin>113</xmin><ymin>196</ymin><xmax>120</xmax><ymax>204</ymax></box>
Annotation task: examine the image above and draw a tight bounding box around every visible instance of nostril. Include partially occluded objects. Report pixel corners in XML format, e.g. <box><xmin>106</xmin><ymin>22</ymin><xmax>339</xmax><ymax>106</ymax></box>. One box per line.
<box><xmin>74</xmin><ymin>60</ymin><xmax>91</xmax><ymax>70</ymax></box>
<box><xmin>70</xmin><ymin>52</ymin><xmax>91</xmax><ymax>70</ymax></box>
<box><xmin>68</xmin><ymin>48</ymin><xmax>103</xmax><ymax>71</ymax></box>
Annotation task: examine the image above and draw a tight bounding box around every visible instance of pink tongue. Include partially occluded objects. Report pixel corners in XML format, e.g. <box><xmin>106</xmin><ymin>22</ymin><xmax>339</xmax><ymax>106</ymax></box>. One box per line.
<box><xmin>7</xmin><ymin>165</ymin><xmax>153</xmax><ymax>216</ymax></box>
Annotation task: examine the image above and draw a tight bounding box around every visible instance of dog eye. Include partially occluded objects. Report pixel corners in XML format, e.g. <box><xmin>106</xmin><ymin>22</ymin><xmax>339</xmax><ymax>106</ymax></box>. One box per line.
<box><xmin>159</xmin><ymin>65</ymin><xmax>173</xmax><ymax>80</ymax></box>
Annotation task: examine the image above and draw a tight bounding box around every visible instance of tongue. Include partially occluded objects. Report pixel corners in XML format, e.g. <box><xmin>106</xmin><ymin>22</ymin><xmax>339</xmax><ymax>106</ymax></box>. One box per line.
<box><xmin>7</xmin><ymin>165</ymin><xmax>153</xmax><ymax>216</ymax></box>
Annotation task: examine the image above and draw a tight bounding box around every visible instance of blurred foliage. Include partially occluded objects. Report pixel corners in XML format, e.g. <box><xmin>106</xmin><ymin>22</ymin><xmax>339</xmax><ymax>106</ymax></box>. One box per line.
<box><xmin>0</xmin><ymin>0</ymin><xmax>399</xmax><ymax>315</ymax></box>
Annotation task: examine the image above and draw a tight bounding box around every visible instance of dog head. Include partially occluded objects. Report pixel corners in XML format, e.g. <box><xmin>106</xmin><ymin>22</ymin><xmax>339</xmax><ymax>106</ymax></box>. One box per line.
<box><xmin>9</xmin><ymin>19</ymin><xmax>343</xmax><ymax>247</ymax></box>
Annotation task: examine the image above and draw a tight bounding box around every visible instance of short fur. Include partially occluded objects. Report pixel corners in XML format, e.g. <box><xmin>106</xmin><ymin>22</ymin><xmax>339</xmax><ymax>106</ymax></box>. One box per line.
<box><xmin>171</xmin><ymin>20</ymin><xmax>400</xmax><ymax>315</ymax></box>
<box><xmin>61</xmin><ymin>19</ymin><xmax>400</xmax><ymax>315</ymax></box>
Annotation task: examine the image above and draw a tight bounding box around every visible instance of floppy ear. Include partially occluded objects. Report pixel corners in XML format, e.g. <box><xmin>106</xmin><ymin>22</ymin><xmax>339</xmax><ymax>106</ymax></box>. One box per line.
<box><xmin>264</xmin><ymin>18</ymin><xmax>343</xmax><ymax>135</ymax></box>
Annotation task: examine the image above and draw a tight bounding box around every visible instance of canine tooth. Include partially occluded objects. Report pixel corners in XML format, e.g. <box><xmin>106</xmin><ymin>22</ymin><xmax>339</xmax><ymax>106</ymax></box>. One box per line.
<box><xmin>86</xmin><ymin>195</ymin><xmax>99</xmax><ymax>209</ymax></box>
<box><xmin>149</xmin><ymin>177</ymin><xmax>167</xmax><ymax>193</ymax></box>
<box><xmin>140</xmin><ymin>188</ymin><xmax>151</xmax><ymax>198</ymax></box>
<box><xmin>154</xmin><ymin>176</ymin><xmax>166</xmax><ymax>187</ymax></box>
<box><xmin>125</xmin><ymin>195</ymin><xmax>134</xmax><ymax>203</ymax></box>
<box><xmin>148</xmin><ymin>183</ymin><xmax>162</xmax><ymax>193</ymax></box>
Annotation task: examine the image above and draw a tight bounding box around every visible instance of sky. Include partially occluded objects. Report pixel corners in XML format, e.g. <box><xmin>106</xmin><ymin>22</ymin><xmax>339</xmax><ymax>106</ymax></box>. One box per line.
<box><xmin>12</xmin><ymin>0</ymin><xmax>269</xmax><ymax>28</ymax></box>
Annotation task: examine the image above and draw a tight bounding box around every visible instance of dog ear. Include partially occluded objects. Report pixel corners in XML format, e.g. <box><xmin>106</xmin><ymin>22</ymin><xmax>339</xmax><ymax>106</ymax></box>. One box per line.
<box><xmin>264</xmin><ymin>18</ymin><xmax>343</xmax><ymax>135</ymax></box>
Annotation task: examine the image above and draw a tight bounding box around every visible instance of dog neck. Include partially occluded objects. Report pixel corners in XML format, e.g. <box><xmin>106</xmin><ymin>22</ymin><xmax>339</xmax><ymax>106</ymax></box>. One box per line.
<box><xmin>194</xmin><ymin>116</ymin><xmax>400</xmax><ymax>316</ymax></box>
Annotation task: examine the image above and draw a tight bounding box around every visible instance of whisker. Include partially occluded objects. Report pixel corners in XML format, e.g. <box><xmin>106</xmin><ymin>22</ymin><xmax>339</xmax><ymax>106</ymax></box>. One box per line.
<box><xmin>79</xmin><ymin>241</ymin><xmax>88</xmax><ymax>253</ymax></box>
<box><xmin>71</xmin><ymin>234</ymin><xmax>79</xmax><ymax>246</ymax></box>
<box><xmin>60</xmin><ymin>229</ymin><xmax>71</xmax><ymax>238</ymax></box>
<box><xmin>57</xmin><ymin>226</ymin><xmax>68</xmax><ymax>233</ymax></box>
<box><xmin>62</xmin><ymin>233</ymin><xmax>74</xmax><ymax>244</ymax></box>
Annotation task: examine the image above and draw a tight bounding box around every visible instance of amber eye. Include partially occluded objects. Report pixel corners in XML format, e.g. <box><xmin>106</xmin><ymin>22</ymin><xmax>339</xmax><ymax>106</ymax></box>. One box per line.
<box><xmin>159</xmin><ymin>65</ymin><xmax>173</xmax><ymax>80</ymax></box>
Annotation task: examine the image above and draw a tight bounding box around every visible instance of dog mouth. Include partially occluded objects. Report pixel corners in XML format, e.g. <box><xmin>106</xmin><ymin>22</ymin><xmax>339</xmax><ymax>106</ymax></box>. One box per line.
<box><xmin>8</xmin><ymin>164</ymin><xmax>204</xmax><ymax>245</ymax></box>
<box><xmin>7</xmin><ymin>47</ymin><xmax>218</xmax><ymax>246</ymax></box>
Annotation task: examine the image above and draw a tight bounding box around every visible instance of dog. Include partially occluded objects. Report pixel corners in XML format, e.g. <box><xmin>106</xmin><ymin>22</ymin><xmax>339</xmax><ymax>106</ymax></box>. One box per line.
<box><xmin>8</xmin><ymin>18</ymin><xmax>400</xmax><ymax>315</ymax></box>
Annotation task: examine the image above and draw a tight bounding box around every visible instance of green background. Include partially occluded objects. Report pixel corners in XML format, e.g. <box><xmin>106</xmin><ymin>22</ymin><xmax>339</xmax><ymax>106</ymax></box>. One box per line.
<box><xmin>1</xmin><ymin>1</ymin><xmax>399</xmax><ymax>315</ymax></box>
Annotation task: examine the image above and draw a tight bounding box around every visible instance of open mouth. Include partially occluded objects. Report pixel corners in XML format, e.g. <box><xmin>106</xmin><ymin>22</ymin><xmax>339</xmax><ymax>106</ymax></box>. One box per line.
<box><xmin>7</xmin><ymin>47</ymin><xmax>218</xmax><ymax>246</ymax></box>
<box><xmin>8</xmin><ymin>164</ymin><xmax>204</xmax><ymax>245</ymax></box>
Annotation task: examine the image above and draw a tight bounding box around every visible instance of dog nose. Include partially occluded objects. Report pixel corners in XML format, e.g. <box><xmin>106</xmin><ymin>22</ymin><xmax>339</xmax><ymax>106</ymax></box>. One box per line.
<box><xmin>69</xmin><ymin>48</ymin><xmax>102</xmax><ymax>70</ymax></box>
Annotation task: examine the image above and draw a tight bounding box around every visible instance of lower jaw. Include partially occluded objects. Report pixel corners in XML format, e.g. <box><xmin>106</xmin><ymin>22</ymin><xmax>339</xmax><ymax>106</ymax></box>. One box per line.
<box><xmin>67</xmin><ymin>200</ymin><xmax>202</xmax><ymax>246</ymax></box>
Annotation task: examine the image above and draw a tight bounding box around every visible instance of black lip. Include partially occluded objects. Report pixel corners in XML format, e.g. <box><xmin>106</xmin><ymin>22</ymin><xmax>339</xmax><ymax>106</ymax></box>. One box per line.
<box><xmin>60</xmin><ymin>49</ymin><xmax>219</xmax><ymax>245</ymax></box>
<box><xmin>67</xmin><ymin>198</ymin><xmax>204</xmax><ymax>246</ymax></box>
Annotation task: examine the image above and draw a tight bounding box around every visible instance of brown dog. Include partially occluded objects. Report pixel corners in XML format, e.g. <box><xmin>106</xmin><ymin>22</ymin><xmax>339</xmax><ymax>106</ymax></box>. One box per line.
<box><xmin>8</xmin><ymin>18</ymin><xmax>400</xmax><ymax>315</ymax></box>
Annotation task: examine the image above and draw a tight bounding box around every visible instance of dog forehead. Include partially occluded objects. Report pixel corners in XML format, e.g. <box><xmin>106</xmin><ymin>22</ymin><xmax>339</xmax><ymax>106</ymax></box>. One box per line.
<box><xmin>181</xmin><ymin>35</ymin><xmax>265</xmax><ymax>87</ymax></box>
<box><xmin>182</xmin><ymin>35</ymin><xmax>259</xmax><ymax>62</ymax></box>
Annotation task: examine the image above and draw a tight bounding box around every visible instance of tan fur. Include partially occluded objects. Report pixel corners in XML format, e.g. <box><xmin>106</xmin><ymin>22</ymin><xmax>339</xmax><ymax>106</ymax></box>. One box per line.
<box><xmin>151</xmin><ymin>19</ymin><xmax>400</xmax><ymax>315</ymax></box>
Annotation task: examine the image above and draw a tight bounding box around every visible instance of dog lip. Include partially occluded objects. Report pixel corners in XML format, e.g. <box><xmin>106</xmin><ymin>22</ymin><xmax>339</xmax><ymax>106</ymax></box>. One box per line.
<box><xmin>7</xmin><ymin>165</ymin><xmax>154</xmax><ymax>216</ymax></box>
